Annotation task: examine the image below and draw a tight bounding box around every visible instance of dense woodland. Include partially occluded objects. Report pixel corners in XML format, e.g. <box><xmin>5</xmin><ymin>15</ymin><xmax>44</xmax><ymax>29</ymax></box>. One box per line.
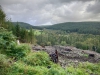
<box><xmin>11</xmin><ymin>21</ymin><xmax>100</xmax><ymax>35</ymax></box>
<box><xmin>35</xmin><ymin>30</ymin><xmax>100</xmax><ymax>53</ymax></box>
<box><xmin>42</xmin><ymin>22</ymin><xmax>100</xmax><ymax>35</ymax></box>
<box><xmin>12</xmin><ymin>22</ymin><xmax>42</xmax><ymax>29</ymax></box>
<box><xmin>0</xmin><ymin>5</ymin><xmax>100</xmax><ymax>75</ymax></box>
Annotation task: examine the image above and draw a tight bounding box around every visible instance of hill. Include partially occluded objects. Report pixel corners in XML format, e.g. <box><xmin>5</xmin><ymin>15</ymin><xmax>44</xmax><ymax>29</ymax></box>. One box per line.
<box><xmin>42</xmin><ymin>22</ymin><xmax>100</xmax><ymax>35</ymax></box>
<box><xmin>12</xmin><ymin>22</ymin><xmax>100</xmax><ymax>35</ymax></box>
<box><xmin>12</xmin><ymin>22</ymin><xmax>43</xmax><ymax>29</ymax></box>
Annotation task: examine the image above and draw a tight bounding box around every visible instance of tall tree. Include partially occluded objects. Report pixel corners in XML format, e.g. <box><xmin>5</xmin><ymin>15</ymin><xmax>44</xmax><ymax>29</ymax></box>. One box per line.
<box><xmin>0</xmin><ymin>5</ymin><xmax>6</xmax><ymax>27</ymax></box>
<box><xmin>15</xmin><ymin>22</ymin><xmax>20</xmax><ymax>38</ymax></box>
<box><xmin>29</xmin><ymin>28</ymin><xmax>34</xmax><ymax>44</ymax></box>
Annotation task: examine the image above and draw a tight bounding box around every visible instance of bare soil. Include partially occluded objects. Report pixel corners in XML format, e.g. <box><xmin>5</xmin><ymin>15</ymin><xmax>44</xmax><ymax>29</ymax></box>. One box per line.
<box><xmin>32</xmin><ymin>45</ymin><xmax>100</xmax><ymax>67</ymax></box>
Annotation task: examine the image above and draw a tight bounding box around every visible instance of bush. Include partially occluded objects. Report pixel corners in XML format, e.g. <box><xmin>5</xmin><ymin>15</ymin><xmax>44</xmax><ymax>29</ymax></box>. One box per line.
<box><xmin>75</xmin><ymin>42</ymin><xmax>88</xmax><ymax>50</ymax></box>
<box><xmin>9</xmin><ymin>53</ymin><xmax>66</xmax><ymax>75</ymax></box>
<box><xmin>23</xmin><ymin>51</ymin><xmax>51</xmax><ymax>66</ymax></box>
<box><xmin>0</xmin><ymin>28</ymin><xmax>31</xmax><ymax>59</ymax></box>
<box><xmin>97</xmin><ymin>47</ymin><xmax>100</xmax><ymax>53</ymax></box>
<box><xmin>10</xmin><ymin>44</ymin><xmax>30</xmax><ymax>59</ymax></box>
<box><xmin>0</xmin><ymin>54</ymin><xmax>11</xmax><ymax>75</ymax></box>
<box><xmin>48</xmin><ymin>66</ymin><xmax>66</xmax><ymax>75</ymax></box>
<box><xmin>0</xmin><ymin>28</ymin><xmax>16</xmax><ymax>54</ymax></box>
<box><xmin>61</xmin><ymin>41</ymin><xmax>66</xmax><ymax>46</ymax></box>
<box><xmin>9</xmin><ymin>62</ymin><xmax>49</xmax><ymax>75</ymax></box>
<box><xmin>66</xmin><ymin>62</ymin><xmax>100</xmax><ymax>75</ymax></box>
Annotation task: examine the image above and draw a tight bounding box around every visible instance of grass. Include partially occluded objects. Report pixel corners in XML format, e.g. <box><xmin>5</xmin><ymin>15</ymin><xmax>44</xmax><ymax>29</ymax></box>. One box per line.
<box><xmin>0</xmin><ymin>51</ymin><xmax>100</xmax><ymax>75</ymax></box>
<box><xmin>8</xmin><ymin>51</ymin><xmax>66</xmax><ymax>75</ymax></box>
<box><xmin>23</xmin><ymin>51</ymin><xmax>51</xmax><ymax>66</ymax></box>
<box><xmin>0</xmin><ymin>54</ymin><xmax>11</xmax><ymax>75</ymax></box>
<box><xmin>1</xmin><ymin>49</ymin><xmax>100</xmax><ymax>75</ymax></box>
<box><xmin>66</xmin><ymin>62</ymin><xmax>100</xmax><ymax>75</ymax></box>
<box><xmin>34</xmin><ymin>30</ymin><xmax>41</xmax><ymax>35</ymax></box>
<box><xmin>8</xmin><ymin>51</ymin><xmax>100</xmax><ymax>75</ymax></box>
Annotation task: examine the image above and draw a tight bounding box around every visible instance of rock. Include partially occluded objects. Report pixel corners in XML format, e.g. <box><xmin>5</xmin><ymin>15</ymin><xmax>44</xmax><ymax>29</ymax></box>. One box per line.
<box><xmin>89</xmin><ymin>54</ymin><xmax>95</xmax><ymax>57</ymax></box>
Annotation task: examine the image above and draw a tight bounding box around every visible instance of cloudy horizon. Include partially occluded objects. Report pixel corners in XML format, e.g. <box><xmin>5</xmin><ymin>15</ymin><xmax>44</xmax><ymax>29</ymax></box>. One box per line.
<box><xmin>0</xmin><ymin>0</ymin><xmax>100</xmax><ymax>26</ymax></box>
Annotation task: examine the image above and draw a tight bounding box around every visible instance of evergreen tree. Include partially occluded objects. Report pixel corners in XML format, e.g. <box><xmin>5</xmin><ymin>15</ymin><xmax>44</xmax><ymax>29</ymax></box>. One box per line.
<box><xmin>15</xmin><ymin>22</ymin><xmax>20</xmax><ymax>38</ymax></box>
<box><xmin>0</xmin><ymin>5</ymin><xmax>6</xmax><ymax>27</ymax></box>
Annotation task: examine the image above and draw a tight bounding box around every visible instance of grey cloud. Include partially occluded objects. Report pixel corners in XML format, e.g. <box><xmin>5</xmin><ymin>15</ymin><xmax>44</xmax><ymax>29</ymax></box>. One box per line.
<box><xmin>0</xmin><ymin>0</ymin><xmax>100</xmax><ymax>25</ymax></box>
<box><xmin>86</xmin><ymin>0</ymin><xmax>100</xmax><ymax>14</ymax></box>
<box><xmin>49</xmin><ymin>0</ymin><xmax>91</xmax><ymax>4</ymax></box>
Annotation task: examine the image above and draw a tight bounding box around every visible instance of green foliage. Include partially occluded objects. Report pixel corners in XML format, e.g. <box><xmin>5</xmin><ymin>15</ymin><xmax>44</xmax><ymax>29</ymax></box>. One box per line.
<box><xmin>8</xmin><ymin>53</ymin><xmax>100</xmax><ymax>75</ymax></box>
<box><xmin>0</xmin><ymin>28</ymin><xmax>16</xmax><ymax>53</ymax></box>
<box><xmin>61</xmin><ymin>41</ymin><xmax>67</xmax><ymax>46</ymax></box>
<box><xmin>8</xmin><ymin>51</ymin><xmax>66</xmax><ymax>75</ymax></box>
<box><xmin>43</xmin><ymin>22</ymin><xmax>100</xmax><ymax>35</ymax></box>
<box><xmin>66</xmin><ymin>62</ymin><xmax>100</xmax><ymax>75</ymax></box>
<box><xmin>10</xmin><ymin>44</ymin><xmax>30</xmax><ymax>59</ymax></box>
<box><xmin>48</xmin><ymin>66</ymin><xmax>66</xmax><ymax>75</ymax></box>
<box><xmin>12</xmin><ymin>22</ymin><xmax>43</xmax><ymax>29</ymax></box>
<box><xmin>9</xmin><ymin>62</ymin><xmax>49</xmax><ymax>75</ymax></box>
<box><xmin>1</xmin><ymin>49</ymin><xmax>100</xmax><ymax>75</ymax></box>
<box><xmin>0</xmin><ymin>28</ymin><xmax>30</xmax><ymax>59</ymax></box>
<box><xmin>15</xmin><ymin>23</ymin><xmax>20</xmax><ymax>37</ymax></box>
<box><xmin>23</xmin><ymin>51</ymin><xmax>51</xmax><ymax>66</ymax></box>
<box><xmin>36</xmin><ymin>30</ymin><xmax>100</xmax><ymax>52</ymax></box>
<box><xmin>47</xmin><ymin>41</ymin><xmax>51</xmax><ymax>46</ymax></box>
<box><xmin>0</xmin><ymin>54</ymin><xmax>11</xmax><ymax>75</ymax></box>
<box><xmin>0</xmin><ymin>6</ymin><xmax>6</xmax><ymax>27</ymax></box>
<box><xmin>75</xmin><ymin>42</ymin><xmax>88</xmax><ymax>50</ymax></box>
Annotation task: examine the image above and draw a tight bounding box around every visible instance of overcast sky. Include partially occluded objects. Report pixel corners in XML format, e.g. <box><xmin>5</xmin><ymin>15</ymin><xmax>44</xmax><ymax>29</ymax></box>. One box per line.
<box><xmin>0</xmin><ymin>0</ymin><xmax>100</xmax><ymax>26</ymax></box>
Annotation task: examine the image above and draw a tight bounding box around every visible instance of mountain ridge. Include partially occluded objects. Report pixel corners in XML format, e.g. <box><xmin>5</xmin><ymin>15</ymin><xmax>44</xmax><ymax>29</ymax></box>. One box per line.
<box><xmin>42</xmin><ymin>21</ymin><xmax>100</xmax><ymax>35</ymax></box>
<box><xmin>12</xmin><ymin>22</ymin><xmax>43</xmax><ymax>29</ymax></box>
<box><xmin>12</xmin><ymin>21</ymin><xmax>100</xmax><ymax>35</ymax></box>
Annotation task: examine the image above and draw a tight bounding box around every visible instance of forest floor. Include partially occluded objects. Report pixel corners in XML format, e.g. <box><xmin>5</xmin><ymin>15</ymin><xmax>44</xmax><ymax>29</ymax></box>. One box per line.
<box><xmin>32</xmin><ymin>45</ymin><xmax>100</xmax><ymax>68</ymax></box>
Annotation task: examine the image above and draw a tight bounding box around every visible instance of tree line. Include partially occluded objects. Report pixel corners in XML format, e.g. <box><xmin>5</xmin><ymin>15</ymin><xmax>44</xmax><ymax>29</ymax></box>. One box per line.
<box><xmin>36</xmin><ymin>29</ymin><xmax>100</xmax><ymax>53</ymax></box>
<box><xmin>42</xmin><ymin>22</ymin><xmax>100</xmax><ymax>35</ymax></box>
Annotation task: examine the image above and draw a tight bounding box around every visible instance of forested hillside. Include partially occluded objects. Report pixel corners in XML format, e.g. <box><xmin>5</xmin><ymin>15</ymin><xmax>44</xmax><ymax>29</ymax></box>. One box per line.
<box><xmin>11</xmin><ymin>22</ymin><xmax>100</xmax><ymax>35</ymax></box>
<box><xmin>42</xmin><ymin>22</ymin><xmax>100</xmax><ymax>35</ymax></box>
<box><xmin>12</xmin><ymin>22</ymin><xmax>42</xmax><ymax>29</ymax></box>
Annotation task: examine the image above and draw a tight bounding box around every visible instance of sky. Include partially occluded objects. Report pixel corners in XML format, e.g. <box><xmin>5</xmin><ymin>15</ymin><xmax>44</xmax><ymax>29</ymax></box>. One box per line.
<box><xmin>0</xmin><ymin>0</ymin><xmax>100</xmax><ymax>26</ymax></box>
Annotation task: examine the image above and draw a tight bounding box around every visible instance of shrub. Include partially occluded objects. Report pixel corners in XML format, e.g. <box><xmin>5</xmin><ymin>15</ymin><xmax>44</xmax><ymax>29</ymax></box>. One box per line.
<box><xmin>10</xmin><ymin>44</ymin><xmax>30</xmax><ymax>59</ymax></box>
<box><xmin>0</xmin><ymin>28</ymin><xmax>31</xmax><ymax>59</ymax></box>
<box><xmin>61</xmin><ymin>41</ymin><xmax>66</xmax><ymax>46</ymax></box>
<box><xmin>0</xmin><ymin>28</ymin><xmax>16</xmax><ymax>54</ymax></box>
<box><xmin>48</xmin><ymin>66</ymin><xmax>66</xmax><ymax>75</ymax></box>
<box><xmin>66</xmin><ymin>62</ymin><xmax>100</xmax><ymax>75</ymax></box>
<box><xmin>23</xmin><ymin>51</ymin><xmax>51</xmax><ymax>66</ymax></box>
<box><xmin>9</xmin><ymin>62</ymin><xmax>48</xmax><ymax>75</ymax></box>
<box><xmin>0</xmin><ymin>54</ymin><xmax>11</xmax><ymax>75</ymax></box>
<box><xmin>75</xmin><ymin>42</ymin><xmax>88</xmax><ymax>50</ymax></box>
<box><xmin>9</xmin><ymin>56</ymin><xmax>66</xmax><ymax>75</ymax></box>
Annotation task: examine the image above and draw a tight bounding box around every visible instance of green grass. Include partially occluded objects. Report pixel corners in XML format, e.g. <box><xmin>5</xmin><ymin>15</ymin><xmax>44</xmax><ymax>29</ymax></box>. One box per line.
<box><xmin>0</xmin><ymin>54</ymin><xmax>11</xmax><ymax>75</ymax></box>
<box><xmin>66</xmin><ymin>62</ymin><xmax>100</xmax><ymax>75</ymax></box>
<box><xmin>8</xmin><ymin>51</ymin><xmax>66</xmax><ymax>75</ymax></box>
<box><xmin>34</xmin><ymin>30</ymin><xmax>41</xmax><ymax>35</ymax></box>
<box><xmin>23</xmin><ymin>51</ymin><xmax>51</xmax><ymax>66</ymax></box>
<box><xmin>1</xmin><ymin>50</ymin><xmax>100</xmax><ymax>75</ymax></box>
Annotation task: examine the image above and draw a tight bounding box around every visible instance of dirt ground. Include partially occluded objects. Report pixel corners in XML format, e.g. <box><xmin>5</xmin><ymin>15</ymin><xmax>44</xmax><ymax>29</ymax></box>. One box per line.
<box><xmin>32</xmin><ymin>45</ymin><xmax>100</xmax><ymax>67</ymax></box>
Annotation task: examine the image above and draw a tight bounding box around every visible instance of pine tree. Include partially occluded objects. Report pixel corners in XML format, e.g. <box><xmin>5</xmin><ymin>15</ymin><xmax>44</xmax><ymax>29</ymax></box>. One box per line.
<box><xmin>15</xmin><ymin>22</ymin><xmax>20</xmax><ymax>38</ymax></box>
<box><xmin>0</xmin><ymin>5</ymin><xmax>6</xmax><ymax>27</ymax></box>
